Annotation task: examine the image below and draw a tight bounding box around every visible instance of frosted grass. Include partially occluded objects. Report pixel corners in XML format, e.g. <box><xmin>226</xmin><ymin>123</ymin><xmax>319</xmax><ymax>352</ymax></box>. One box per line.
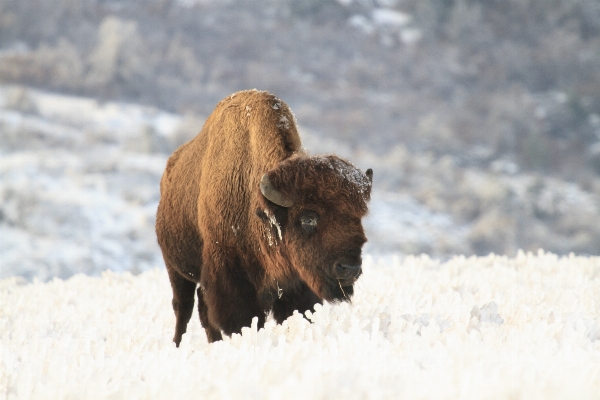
<box><xmin>2</xmin><ymin>251</ymin><xmax>599</xmax><ymax>399</ymax></box>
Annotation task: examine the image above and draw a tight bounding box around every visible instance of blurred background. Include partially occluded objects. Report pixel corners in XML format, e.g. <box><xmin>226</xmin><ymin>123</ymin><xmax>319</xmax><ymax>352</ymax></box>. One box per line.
<box><xmin>1</xmin><ymin>0</ymin><xmax>599</xmax><ymax>281</ymax></box>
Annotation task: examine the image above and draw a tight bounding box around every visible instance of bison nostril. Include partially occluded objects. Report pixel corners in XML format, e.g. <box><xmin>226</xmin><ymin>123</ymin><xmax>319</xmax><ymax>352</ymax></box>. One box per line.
<box><xmin>334</xmin><ymin>263</ymin><xmax>362</xmax><ymax>280</ymax></box>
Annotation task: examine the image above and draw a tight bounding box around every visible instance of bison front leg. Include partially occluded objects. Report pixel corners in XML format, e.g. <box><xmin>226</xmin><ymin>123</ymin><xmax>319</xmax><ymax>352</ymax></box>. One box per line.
<box><xmin>196</xmin><ymin>286</ymin><xmax>223</xmax><ymax>343</ymax></box>
<box><xmin>201</xmin><ymin>252</ymin><xmax>266</xmax><ymax>338</ymax></box>
<box><xmin>167</xmin><ymin>267</ymin><xmax>197</xmax><ymax>347</ymax></box>
<box><xmin>272</xmin><ymin>282</ymin><xmax>322</xmax><ymax>324</ymax></box>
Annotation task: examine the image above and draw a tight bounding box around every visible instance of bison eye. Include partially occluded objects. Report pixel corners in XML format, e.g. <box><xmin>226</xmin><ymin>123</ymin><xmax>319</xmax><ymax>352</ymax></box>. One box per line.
<box><xmin>299</xmin><ymin>211</ymin><xmax>318</xmax><ymax>234</ymax></box>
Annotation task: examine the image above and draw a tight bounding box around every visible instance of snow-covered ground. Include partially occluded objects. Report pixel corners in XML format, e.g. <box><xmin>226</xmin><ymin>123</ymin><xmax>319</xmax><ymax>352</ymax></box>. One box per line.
<box><xmin>2</xmin><ymin>252</ymin><xmax>599</xmax><ymax>399</ymax></box>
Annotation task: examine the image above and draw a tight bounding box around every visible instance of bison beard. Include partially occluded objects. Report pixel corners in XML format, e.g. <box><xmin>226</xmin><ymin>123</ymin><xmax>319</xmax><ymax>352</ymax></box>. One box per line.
<box><xmin>156</xmin><ymin>90</ymin><xmax>372</xmax><ymax>346</ymax></box>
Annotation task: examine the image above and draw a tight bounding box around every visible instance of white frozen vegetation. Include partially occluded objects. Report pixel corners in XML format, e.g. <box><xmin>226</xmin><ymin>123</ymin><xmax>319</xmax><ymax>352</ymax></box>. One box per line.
<box><xmin>2</xmin><ymin>252</ymin><xmax>599</xmax><ymax>399</ymax></box>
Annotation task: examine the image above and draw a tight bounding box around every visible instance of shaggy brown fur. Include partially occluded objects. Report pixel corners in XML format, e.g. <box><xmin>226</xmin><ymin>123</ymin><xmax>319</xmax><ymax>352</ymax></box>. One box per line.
<box><xmin>156</xmin><ymin>90</ymin><xmax>372</xmax><ymax>345</ymax></box>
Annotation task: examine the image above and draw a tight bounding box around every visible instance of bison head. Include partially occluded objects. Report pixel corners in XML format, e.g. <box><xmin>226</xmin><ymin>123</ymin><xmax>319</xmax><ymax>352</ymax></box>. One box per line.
<box><xmin>258</xmin><ymin>155</ymin><xmax>373</xmax><ymax>302</ymax></box>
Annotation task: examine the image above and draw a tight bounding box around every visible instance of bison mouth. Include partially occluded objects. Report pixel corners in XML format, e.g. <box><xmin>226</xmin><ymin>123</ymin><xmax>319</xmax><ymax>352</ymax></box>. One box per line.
<box><xmin>321</xmin><ymin>263</ymin><xmax>362</xmax><ymax>302</ymax></box>
<box><xmin>297</xmin><ymin>260</ymin><xmax>362</xmax><ymax>302</ymax></box>
<box><xmin>323</xmin><ymin>277</ymin><xmax>356</xmax><ymax>302</ymax></box>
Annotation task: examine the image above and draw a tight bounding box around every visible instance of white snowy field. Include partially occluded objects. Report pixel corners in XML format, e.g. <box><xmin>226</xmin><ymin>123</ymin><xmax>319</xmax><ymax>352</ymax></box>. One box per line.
<box><xmin>2</xmin><ymin>252</ymin><xmax>599</xmax><ymax>399</ymax></box>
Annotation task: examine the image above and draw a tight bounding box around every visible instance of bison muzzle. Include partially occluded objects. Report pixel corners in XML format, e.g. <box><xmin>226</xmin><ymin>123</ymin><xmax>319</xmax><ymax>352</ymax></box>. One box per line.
<box><xmin>156</xmin><ymin>90</ymin><xmax>372</xmax><ymax>345</ymax></box>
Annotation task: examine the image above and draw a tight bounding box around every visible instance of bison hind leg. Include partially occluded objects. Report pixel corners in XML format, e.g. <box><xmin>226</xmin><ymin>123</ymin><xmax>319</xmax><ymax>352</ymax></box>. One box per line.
<box><xmin>168</xmin><ymin>268</ymin><xmax>197</xmax><ymax>347</ymax></box>
<box><xmin>272</xmin><ymin>282</ymin><xmax>322</xmax><ymax>324</ymax></box>
<box><xmin>197</xmin><ymin>286</ymin><xmax>223</xmax><ymax>343</ymax></box>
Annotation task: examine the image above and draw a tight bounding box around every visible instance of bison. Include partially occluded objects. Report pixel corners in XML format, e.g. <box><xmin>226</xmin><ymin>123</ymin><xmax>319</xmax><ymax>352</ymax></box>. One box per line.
<box><xmin>156</xmin><ymin>90</ymin><xmax>373</xmax><ymax>345</ymax></box>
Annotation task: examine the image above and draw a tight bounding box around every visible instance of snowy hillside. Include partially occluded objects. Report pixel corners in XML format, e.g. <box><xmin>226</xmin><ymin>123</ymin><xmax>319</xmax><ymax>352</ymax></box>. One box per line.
<box><xmin>2</xmin><ymin>252</ymin><xmax>599</xmax><ymax>399</ymax></box>
<box><xmin>0</xmin><ymin>85</ymin><xmax>473</xmax><ymax>281</ymax></box>
<box><xmin>3</xmin><ymin>85</ymin><xmax>599</xmax><ymax>283</ymax></box>
<box><xmin>3</xmin><ymin>0</ymin><xmax>600</xmax><ymax>261</ymax></box>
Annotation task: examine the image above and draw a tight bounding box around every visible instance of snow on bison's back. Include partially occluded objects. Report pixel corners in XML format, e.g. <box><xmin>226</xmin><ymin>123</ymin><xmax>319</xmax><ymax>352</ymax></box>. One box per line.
<box><xmin>156</xmin><ymin>90</ymin><xmax>373</xmax><ymax>345</ymax></box>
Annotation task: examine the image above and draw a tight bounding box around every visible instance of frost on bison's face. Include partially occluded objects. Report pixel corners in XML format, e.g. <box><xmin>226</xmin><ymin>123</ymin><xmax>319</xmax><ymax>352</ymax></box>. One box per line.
<box><xmin>258</xmin><ymin>155</ymin><xmax>373</xmax><ymax>303</ymax></box>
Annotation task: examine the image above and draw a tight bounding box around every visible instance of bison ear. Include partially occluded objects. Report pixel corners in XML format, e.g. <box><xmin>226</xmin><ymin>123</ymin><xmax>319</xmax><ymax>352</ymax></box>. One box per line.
<box><xmin>260</xmin><ymin>173</ymin><xmax>294</xmax><ymax>208</ymax></box>
<box><xmin>366</xmin><ymin>168</ymin><xmax>373</xmax><ymax>183</ymax></box>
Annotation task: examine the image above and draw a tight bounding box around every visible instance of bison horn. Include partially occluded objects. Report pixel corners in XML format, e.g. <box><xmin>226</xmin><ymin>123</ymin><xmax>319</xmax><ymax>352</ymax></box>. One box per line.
<box><xmin>366</xmin><ymin>168</ymin><xmax>373</xmax><ymax>183</ymax></box>
<box><xmin>260</xmin><ymin>174</ymin><xmax>294</xmax><ymax>207</ymax></box>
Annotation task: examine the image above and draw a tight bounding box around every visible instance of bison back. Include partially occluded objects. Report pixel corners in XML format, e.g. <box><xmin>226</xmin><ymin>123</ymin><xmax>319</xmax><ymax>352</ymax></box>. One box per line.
<box><xmin>156</xmin><ymin>90</ymin><xmax>303</xmax><ymax>280</ymax></box>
